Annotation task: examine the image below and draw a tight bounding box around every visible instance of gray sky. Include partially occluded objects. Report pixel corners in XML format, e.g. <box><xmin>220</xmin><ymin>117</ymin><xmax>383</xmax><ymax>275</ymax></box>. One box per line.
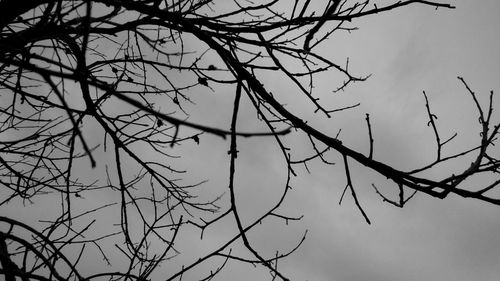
<box><xmin>2</xmin><ymin>1</ymin><xmax>500</xmax><ymax>281</ymax></box>
<box><xmin>274</xmin><ymin>1</ymin><xmax>500</xmax><ymax>280</ymax></box>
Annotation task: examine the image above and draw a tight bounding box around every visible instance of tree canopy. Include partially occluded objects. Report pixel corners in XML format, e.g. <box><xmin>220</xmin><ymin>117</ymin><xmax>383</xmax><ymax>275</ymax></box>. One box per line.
<box><xmin>0</xmin><ymin>1</ymin><xmax>499</xmax><ymax>280</ymax></box>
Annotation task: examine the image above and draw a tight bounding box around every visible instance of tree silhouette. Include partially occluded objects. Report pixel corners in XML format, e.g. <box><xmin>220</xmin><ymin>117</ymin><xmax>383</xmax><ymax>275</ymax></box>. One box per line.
<box><xmin>0</xmin><ymin>0</ymin><xmax>498</xmax><ymax>280</ymax></box>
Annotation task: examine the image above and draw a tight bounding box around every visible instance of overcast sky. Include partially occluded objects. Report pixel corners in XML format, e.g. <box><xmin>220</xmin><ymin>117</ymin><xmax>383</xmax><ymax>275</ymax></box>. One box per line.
<box><xmin>2</xmin><ymin>1</ymin><xmax>500</xmax><ymax>281</ymax></box>
<box><xmin>271</xmin><ymin>1</ymin><xmax>500</xmax><ymax>280</ymax></box>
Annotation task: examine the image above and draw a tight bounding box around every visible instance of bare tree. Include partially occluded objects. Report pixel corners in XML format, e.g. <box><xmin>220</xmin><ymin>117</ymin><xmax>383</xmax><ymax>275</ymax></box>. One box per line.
<box><xmin>0</xmin><ymin>0</ymin><xmax>498</xmax><ymax>280</ymax></box>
